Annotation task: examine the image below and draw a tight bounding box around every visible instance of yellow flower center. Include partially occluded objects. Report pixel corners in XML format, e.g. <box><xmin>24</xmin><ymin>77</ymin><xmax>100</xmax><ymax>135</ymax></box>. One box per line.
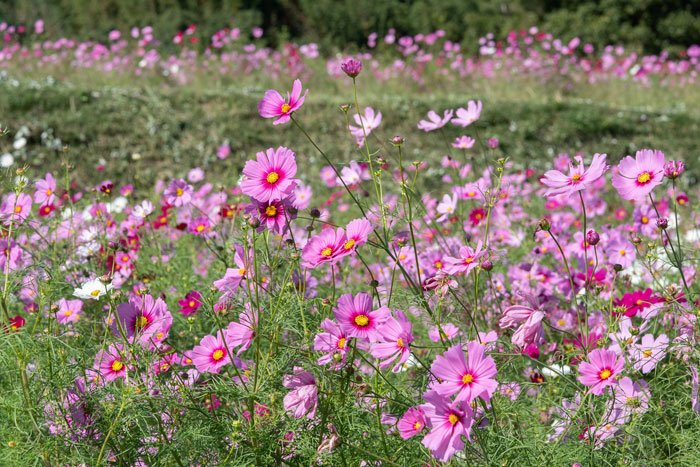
<box><xmin>462</xmin><ymin>374</ymin><xmax>474</xmax><ymax>384</ymax></box>
<box><xmin>189</xmin><ymin>301</ymin><xmax>195</xmax><ymax>307</ymax></box>
<box><xmin>46</xmin><ymin>189</ymin><xmax>52</xmax><ymax>196</ymax></box>
<box><xmin>641</xmin><ymin>216</ymin><xmax>648</xmax><ymax>224</ymax></box>
<box><xmin>176</xmin><ymin>188</ymin><xmax>183</xmax><ymax>196</ymax></box>
<box><xmin>196</xmin><ymin>225</ymin><xmax>205</xmax><ymax>232</ymax></box>
<box><xmin>238</xmin><ymin>267</ymin><xmax>246</xmax><ymax>275</ymax></box>
<box><xmin>266</xmin><ymin>172</ymin><xmax>280</xmax><ymax>184</ymax></box>
<box><xmin>643</xmin><ymin>350</ymin><xmax>652</xmax><ymax>358</ymax></box>
<box><xmin>620</xmin><ymin>249</ymin><xmax>626</xmax><ymax>256</ymax></box>
<box><xmin>448</xmin><ymin>414</ymin><xmax>459</xmax><ymax>425</ymax></box>
<box><xmin>572</xmin><ymin>174</ymin><xmax>582</xmax><ymax>182</ymax></box>
<box><xmin>635</xmin><ymin>299</ymin><xmax>643</xmax><ymax>305</ymax></box>
<box><xmin>136</xmin><ymin>316</ymin><xmax>149</xmax><ymax>329</ymax></box>
<box><xmin>354</xmin><ymin>315</ymin><xmax>369</xmax><ymax>327</ymax></box>
<box><xmin>343</xmin><ymin>239</ymin><xmax>356</xmax><ymax>250</ymax></box>
<box><xmin>637</xmin><ymin>172</ymin><xmax>651</xmax><ymax>184</ymax></box>
<box><xmin>212</xmin><ymin>350</ymin><xmax>224</xmax><ymax>361</ymax></box>
<box><xmin>14</xmin><ymin>206</ymin><xmax>22</xmax><ymax>213</ymax></box>
<box><xmin>265</xmin><ymin>205</ymin><xmax>277</xmax><ymax>217</ymax></box>
<box><xmin>90</xmin><ymin>289</ymin><xmax>101</xmax><ymax>297</ymax></box>
<box><xmin>64</xmin><ymin>310</ymin><xmax>72</xmax><ymax>316</ymax></box>
<box><xmin>464</xmin><ymin>257</ymin><xmax>473</xmax><ymax>264</ymax></box>
<box><xmin>397</xmin><ymin>337</ymin><xmax>404</xmax><ymax>348</ymax></box>
<box><xmin>413</xmin><ymin>421</ymin><xmax>422</xmax><ymax>430</ymax></box>
<box><xmin>435</xmin><ymin>261</ymin><xmax>442</xmax><ymax>269</ymax></box>
<box><xmin>599</xmin><ymin>369</ymin><xmax>611</xmax><ymax>380</ymax></box>
<box><xmin>281</xmin><ymin>103</ymin><xmax>291</xmax><ymax>113</ymax></box>
<box><xmin>337</xmin><ymin>337</ymin><xmax>346</xmax><ymax>349</ymax></box>
<box><xmin>321</xmin><ymin>247</ymin><xmax>333</xmax><ymax>256</ymax></box>
<box><xmin>111</xmin><ymin>361</ymin><xmax>124</xmax><ymax>372</ymax></box>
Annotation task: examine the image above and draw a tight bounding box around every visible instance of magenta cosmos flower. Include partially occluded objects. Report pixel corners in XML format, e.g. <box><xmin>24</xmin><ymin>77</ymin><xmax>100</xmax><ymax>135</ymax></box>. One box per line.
<box><xmin>112</xmin><ymin>294</ymin><xmax>173</xmax><ymax>349</ymax></box>
<box><xmin>241</xmin><ymin>146</ymin><xmax>299</xmax><ymax>203</ymax></box>
<box><xmin>430</xmin><ymin>342</ymin><xmax>498</xmax><ymax>403</ymax></box>
<box><xmin>282</xmin><ymin>366</ymin><xmax>318</xmax><ymax>419</ymax></box>
<box><xmin>417</xmin><ymin>109</ymin><xmax>454</xmax><ymax>132</ymax></box>
<box><xmin>541</xmin><ymin>153</ymin><xmax>608</xmax><ymax>198</ymax></box>
<box><xmin>611</xmin><ymin>149</ymin><xmax>666</xmax><ymax>201</ymax></box>
<box><xmin>397</xmin><ymin>406</ymin><xmax>427</xmax><ymax>440</ymax></box>
<box><xmin>577</xmin><ymin>348</ymin><xmax>625</xmax><ymax>395</ymax></box>
<box><xmin>314</xmin><ymin>318</ymin><xmax>350</xmax><ymax>370</ymax></box>
<box><xmin>191</xmin><ymin>331</ymin><xmax>234</xmax><ymax>374</ymax></box>
<box><xmin>420</xmin><ymin>390</ymin><xmax>475</xmax><ymax>463</ymax></box>
<box><xmin>245</xmin><ymin>196</ymin><xmax>295</xmax><ymax>234</ymax></box>
<box><xmin>57</xmin><ymin>298</ymin><xmax>83</xmax><ymax>324</ymax></box>
<box><xmin>164</xmin><ymin>179</ymin><xmax>193</xmax><ymax>207</ymax></box>
<box><xmin>301</xmin><ymin>227</ymin><xmax>347</xmax><ymax>269</ymax></box>
<box><xmin>93</xmin><ymin>344</ymin><xmax>128</xmax><ymax>384</ymax></box>
<box><xmin>34</xmin><ymin>173</ymin><xmax>56</xmax><ymax>205</ymax></box>
<box><xmin>334</xmin><ymin>292</ymin><xmax>390</xmax><ymax>340</ymax></box>
<box><xmin>443</xmin><ymin>240</ymin><xmax>486</xmax><ymax>275</ymax></box>
<box><xmin>370</xmin><ymin>310</ymin><xmax>414</xmax><ymax>372</ymax></box>
<box><xmin>258</xmin><ymin>79</ymin><xmax>308</xmax><ymax>125</ymax></box>
<box><xmin>178</xmin><ymin>290</ymin><xmax>202</xmax><ymax>316</ymax></box>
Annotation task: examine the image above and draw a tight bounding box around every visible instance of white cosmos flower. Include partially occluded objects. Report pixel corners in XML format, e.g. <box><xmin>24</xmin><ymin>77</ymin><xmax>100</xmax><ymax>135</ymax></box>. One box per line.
<box><xmin>0</xmin><ymin>153</ymin><xmax>13</xmax><ymax>167</ymax></box>
<box><xmin>133</xmin><ymin>200</ymin><xmax>154</xmax><ymax>219</ymax></box>
<box><xmin>13</xmin><ymin>137</ymin><xmax>26</xmax><ymax>150</ymax></box>
<box><xmin>541</xmin><ymin>364</ymin><xmax>571</xmax><ymax>378</ymax></box>
<box><xmin>73</xmin><ymin>279</ymin><xmax>112</xmax><ymax>300</ymax></box>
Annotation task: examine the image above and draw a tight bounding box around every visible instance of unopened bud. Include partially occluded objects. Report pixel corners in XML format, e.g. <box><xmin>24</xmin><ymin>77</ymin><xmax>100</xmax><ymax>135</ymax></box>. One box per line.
<box><xmin>613</xmin><ymin>264</ymin><xmax>623</xmax><ymax>272</ymax></box>
<box><xmin>481</xmin><ymin>259</ymin><xmax>493</xmax><ymax>271</ymax></box>
<box><xmin>488</xmin><ymin>138</ymin><xmax>499</xmax><ymax>149</ymax></box>
<box><xmin>537</xmin><ymin>217</ymin><xmax>550</xmax><ymax>232</ymax></box>
<box><xmin>629</xmin><ymin>326</ymin><xmax>640</xmax><ymax>336</ymax></box>
<box><xmin>391</xmin><ymin>135</ymin><xmax>404</xmax><ymax>146</ymax></box>
<box><xmin>393</xmin><ymin>231</ymin><xmax>410</xmax><ymax>247</ymax></box>
<box><xmin>247</xmin><ymin>217</ymin><xmax>260</xmax><ymax>229</ymax></box>
<box><xmin>310</xmin><ymin>208</ymin><xmax>321</xmax><ymax>218</ymax></box>
<box><xmin>656</xmin><ymin>217</ymin><xmax>668</xmax><ymax>229</ymax></box>
<box><xmin>630</xmin><ymin>235</ymin><xmax>642</xmax><ymax>245</ymax></box>
<box><xmin>287</xmin><ymin>206</ymin><xmax>298</xmax><ymax>215</ymax></box>
<box><xmin>586</xmin><ymin>229</ymin><xmax>600</xmax><ymax>246</ymax></box>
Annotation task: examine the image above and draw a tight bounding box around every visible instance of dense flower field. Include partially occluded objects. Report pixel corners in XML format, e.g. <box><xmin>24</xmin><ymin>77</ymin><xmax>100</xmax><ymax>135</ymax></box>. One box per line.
<box><xmin>1</xmin><ymin>20</ymin><xmax>700</xmax><ymax>88</ymax></box>
<box><xmin>2</xmin><ymin>22</ymin><xmax>700</xmax><ymax>467</ymax></box>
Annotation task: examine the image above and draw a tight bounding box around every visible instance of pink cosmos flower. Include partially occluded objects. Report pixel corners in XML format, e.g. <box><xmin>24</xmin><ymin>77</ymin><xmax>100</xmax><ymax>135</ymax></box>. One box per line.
<box><xmin>370</xmin><ymin>310</ymin><xmax>414</xmax><ymax>372</ymax></box>
<box><xmin>612</xmin><ymin>149</ymin><xmax>666</xmax><ymax>201</ymax></box>
<box><xmin>436</xmin><ymin>193</ymin><xmax>457</xmax><ymax>222</ymax></box>
<box><xmin>451</xmin><ymin>100</ymin><xmax>482</xmax><ymax>127</ymax></box>
<box><xmin>397</xmin><ymin>406</ymin><xmax>427</xmax><ymax>439</ymax></box>
<box><xmin>226</xmin><ymin>307</ymin><xmax>257</xmax><ymax>355</ymax></box>
<box><xmin>499</xmin><ymin>293</ymin><xmax>545</xmax><ymax>348</ymax></box>
<box><xmin>334</xmin><ymin>292</ymin><xmax>390</xmax><ymax>340</ymax></box>
<box><xmin>293</xmin><ymin>184</ymin><xmax>312</xmax><ymax>210</ymax></box>
<box><xmin>631</xmin><ymin>333</ymin><xmax>669</xmax><ymax>373</ymax></box>
<box><xmin>314</xmin><ymin>318</ymin><xmax>350</xmax><ymax>370</ymax></box>
<box><xmin>241</xmin><ymin>146</ymin><xmax>299</xmax><ymax>203</ymax></box>
<box><xmin>191</xmin><ymin>331</ymin><xmax>233</xmax><ymax>374</ymax></box>
<box><xmin>0</xmin><ymin>239</ymin><xmax>22</xmax><ymax>272</ymax></box>
<box><xmin>282</xmin><ymin>367</ymin><xmax>318</xmax><ymax>419</ymax></box>
<box><xmin>420</xmin><ymin>389</ymin><xmax>475</xmax><ymax>462</ymax></box>
<box><xmin>188</xmin><ymin>216</ymin><xmax>211</xmax><ymax>236</ymax></box>
<box><xmin>343</xmin><ymin>218</ymin><xmax>372</xmax><ymax>252</ymax></box>
<box><xmin>213</xmin><ymin>244</ymin><xmax>252</xmax><ymax>298</ymax></box>
<box><xmin>178</xmin><ymin>291</ymin><xmax>202</xmax><ymax>316</ymax></box>
<box><xmin>541</xmin><ymin>153</ymin><xmax>608</xmax><ymax>198</ymax></box>
<box><xmin>93</xmin><ymin>344</ymin><xmax>128</xmax><ymax>384</ymax></box>
<box><xmin>613</xmin><ymin>377</ymin><xmax>649</xmax><ymax>416</ymax></box>
<box><xmin>57</xmin><ymin>298</ymin><xmax>83</xmax><ymax>324</ymax></box>
<box><xmin>349</xmin><ymin>107</ymin><xmax>382</xmax><ymax>147</ymax></box>
<box><xmin>443</xmin><ymin>241</ymin><xmax>486</xmax><ymax>275</ymax></box>
<box><xmin>613</xmin><ymin>288</ymin><xmax>663</xmax><ymax>317</ymax></box>
<box><xmin>452</xmin><ymin>136</ymin><xmax>475</xmax><ymax>149</ymax></box>
<box><xmin>417</xmin><ymin>109</ymin><xmax>454</xmax><ymax>132</ymax></box>
<box><xmin>164</xmin><ymin>179</ymin><xmax>193</xmax><ymax>207</ymax></box>
<box><xmin>577</xmin><ymin>348</ymin><xmax>625</xmax><ymax>395</ymax></box>
<box><xmin>112</xmin><ymin>294</ymin><xmax>172</xmax><ymax>349</ymax></box>
<box><xmin>217</xmin><ymin>144</ymin><xmax>230</xmax><ymax>160</ymax></box>
<box><xmin>258</xmin><ymin>79</ymin><xmax>308</xmax><ymax>125</ymax></box>
<box><xmin>34</xmin><ymin>173</ymin><xmax>56</xmax><ymax>205</ymax></box>
<box><xmin>1</xmin><ymin>193</ymin><xmax>32</xmax><ymax>224</ymax></box>
<box><xmin>245</xmin><ymin>196</ymin><xmax>295</xmax><ymax>234</ymax></box>
<box><xmin>430</xmin><ymin>342</ymin><xmax>499</xmax><ymax>403</ymax></box>
<box><xmin>301</xmin><ymin>227</ymin><xmax>347</xmax><ymax>269</ymax></box>
<box><xmin>428</xmin><ymin>322</ymin><xmax>461</xmax><ymax>342</ymax></box>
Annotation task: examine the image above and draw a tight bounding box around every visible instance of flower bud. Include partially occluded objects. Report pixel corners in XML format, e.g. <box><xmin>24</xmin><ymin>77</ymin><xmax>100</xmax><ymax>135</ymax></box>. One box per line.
<box><xmin>310</xmin><ymin>208</ymin><xmax>321</xmax><ymax>218</ymax></box>
<box><xmin>481</xmin><ymin>259</ymin><xmax>493</xmax><ymax>271</ymax></box>
<box><xmin>340</xmin><ymin>59</ymin><xmax>363</xmax><ymax>78</ymax></box>
<box><xmin>585</xmin><ymin>229</ymin><xmax>600</xmax><ymax>246</ymax></box>
<box><xmin>537</xmin><ymin>217</ymin><xmax>550</xmax><ymax>232</ymax></box>
<box><xmin>488</xmin><ymin>138</ymin><xmax>499</xmax><ymax>149</ymax></box>
<box><xmin>630</xmin><ymin>234</ymin><xmax>642</xmax><ymax>245</ymax></box>
<box><xmin>287</xmin><ymin>206</ymin><xmax>298</xmax><ymax>216</ymax></box>
<box><xmin>339</xmin><ymin>104</ymin><xmax>351</xmax><ymax>113</ymax></box>
<box><xmin>664</xmin><ymin>160</ymin><xmax>685</xmax><ymax>179</ymax></box>
<box><xmin>629</xmin><ymin>326</ymin><xmax>640</xmax><ymax>336</ymax></box>
<box><xmin>369</xmin><ymin>279</ymin><xmax>379</xmax><ymax>288</ymax></box>
<box><xmin>613</xmin><ymin>263</ymin><xmax>623</xmax><ymax>272</ymax></box>
<box><xmin>393</xmin><ymin>230</ymin><xmax>410</xmax><ymax>247</ymax></box>
<box><xmin>656</xmin><ymin>217</ymin><xmax>668</xmax><ymax>229</ymax></box>
<box><xmin>391</xmin><ymin>135</ymin><xmax>404</xmax><ymax>146</ymax></box>
<box><xmin>247</xmin><ymin>216</ymin><xmax>260</xmax><ymax>229</ymax></box>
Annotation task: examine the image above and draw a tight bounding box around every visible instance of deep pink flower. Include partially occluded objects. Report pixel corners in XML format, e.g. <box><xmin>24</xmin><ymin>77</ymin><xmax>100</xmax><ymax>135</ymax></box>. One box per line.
<box><xmin>340</xmin><ymin>59</ymin><xmax>362</xmax><ymax>78</ymax></box>
<box><xmin>164</xmin><ymin>179</ymin><xmax>193</xmax><ymax>207</ymax></box>
<box><xmin>191</xmin><ymin>331</ymin><xmax>233</xmax><ymax>374</ymax></box>
<box><xmin>664</xmin><ymin>160</ymin><xmax>685</xmax><ymax>179</ymax></box>
<box><xmin>282</xmin><ymin>367</ymin><xmax>318</xmax><ymax>419</ymax></box>
<box><xmin>301</xmin><ymin>227</ymin><xmax>347</xmax><ymax>269</ymax></box>
<box><xmin>112</xmin><ymin>294</ymin><xmax>172</xmax><ymax>349</ymax></box>
<box><xmin>612</xmin><ymin>149</ymin><xmax>666</xmax><ymax>201</ymax></box>
<box><xmin>258</xmin><ymin>79</ymin><xmax>308</xmax><ymax>125</ymax></box>
<box><xmin>417</xmin><ymin>109</ymin><xmax>454</xmax><ymax>132</ymax></box>
<box><xmin>241</xmin><ymin>146</ymin><xmax>299</xmax><ymax>203</ymax></box>
<box><xmin>451</xmin><ymin>100</ymin><xmax>482</xmax><ymax>127</ymax></box>
<box><xmin>430</xmin><ymin>342</ymin><xmax>498</xmax><ymax>403</ymax></box>
<box><xmin>397</xmin><ymin>406</ymin><xmax>427</xmax><ymax>439</ymax></box>
<box><xmin>613</xmin><ymin>288</ymin><xmax>663</xmax><ymax>317</ymax></box>
<box><xmin>420</xmin><ymin>389</ymin><xmax>475</xmax><ymax>462</ymax></box>
<box><xmin>93</xmin><ymin>344</ymin><xmax>128</xmax><ymax>383</ymax></box>
<box><xmin>314</xmin><ymin>318</ymin><xmax>350</xmax><ymax>370</ymax></box>
<box><xmin>577</xmin><ymin>348</ymin><xmax>624</xmax><ymax>395</ymax></box>
<box><xmin>334</xmin><ymin>292</ymin><xmax>390</xmax><ymax>340</ymax></box>
<box><xmin>1</xmin><ymin>193</ymin><xmax>32</xmax><ymax>224</ymax></box>
<box><xmin>178</xmin><ymin>291</ymin><xmax>202</xmax><ymax>316</ymax></box>
<box><xmin>541</xmin><ymin>153</ymin><xmax>608</xmax><ymax>198</ymax></box>
<box><xmin>245</xmin><ymin>196</ymin><xmax>295</xmax><ymax>234</ymax></box>
<box><xmin>443</xmin><ymin>241</ymin><xmax>486</xmax><ymax>275</ymax></box>
<box><xmin>370</xmin><ymin>310</ymin><xmax>414</xmax><ymax>372</ymax></box>
<box><xmin>188</xmin><ymin>216</ymin><xmax>211</xmax><ymax>236</ymax></box>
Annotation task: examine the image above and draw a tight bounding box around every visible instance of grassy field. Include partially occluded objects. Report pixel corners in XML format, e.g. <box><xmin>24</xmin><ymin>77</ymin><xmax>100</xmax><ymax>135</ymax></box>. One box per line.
<box><xmin>2</xmin><ymin>72</ymin><xmax>700</xmax><ymax>190</ymax></box>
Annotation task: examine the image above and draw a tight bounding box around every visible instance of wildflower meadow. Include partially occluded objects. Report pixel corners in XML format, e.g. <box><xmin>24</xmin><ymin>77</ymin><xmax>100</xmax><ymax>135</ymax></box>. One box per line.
<box><xmin>2</xmin><ymin>15</ymin><xmax>700</xmax><ymax>467</ymax></box>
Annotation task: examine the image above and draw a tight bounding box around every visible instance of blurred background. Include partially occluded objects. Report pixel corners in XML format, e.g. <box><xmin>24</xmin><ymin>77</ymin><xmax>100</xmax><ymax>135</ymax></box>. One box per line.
<box><xmin>4</xmin><ymin>0</ymin><xmax>700</xmax><ymax>54</ymax></box>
